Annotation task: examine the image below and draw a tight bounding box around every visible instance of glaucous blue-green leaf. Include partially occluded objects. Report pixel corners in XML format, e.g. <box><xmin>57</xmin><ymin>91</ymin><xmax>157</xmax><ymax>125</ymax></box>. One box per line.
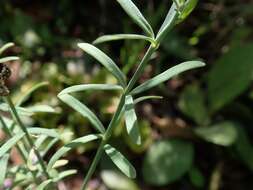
<box><xmin>0</xmin><ymin>103</ymin><xmax>33</xmax><ymax>116</ymax></box>
<box><xmin>16</xmin><ymin>82</ymin><xmax>49</xmax><ymax>106</ymax></box>
<box><xmin>101</xmin><ymin>170</ymin><xmax>140</xmax><ymax>190</ymax></box>
<box><xmin>0</xmin><ymin>154</ymin><xmax>9</xmax><ymax>185</ymax></box>
<box><xmin>59</xmin><ymin>84</ymin><xmax>123</xmax><ymax>96</ymax></box>
<box><xmin>47</xmin><ymin>134</ymin><xmax>101</xmax><ymax>170</ymax></box>
<box><xmin>41</xmin><ymin>138</ymin><xmax>59</xmax><ymax>157</ymax></box>
<box><xmin>124</xmin><ymin>95</ymin><xmax>141</xmax><ymax>145</ymax></box>
<box><xmin>0</xmin><ymin>132</ymin><xmax>25</xmax><ymax>157</ymax></box>
<box><xmin>156</xmin><ymin>2</ymin><xmax>178</xmax><ymax>43</ymax></box>
<box><xmin>27</xmin><ymin>128</ymin><xmax>60</xmax><ymax>138</ymax></box>
<box><xmin>0</xmin><ymin>42</ymin><xmax>14</xmax><ymax>55</ymax></box>
<box><xmin>58</xmin><ymin>94</ymin><xmax>105</xmax><ymax>133</ymax></box>
<box><xmin>131</xmin><ymin>61</ymin><xmax>205</xmax><ymax>95</ymax></box>
<box><xmin>25</xmin><ymin>105</ymin><xmax>56</xmax><ymax>113</ymax></box>
<box><xmin>208</xmin><ymin>44</ymin><xmax>253</xmax><ymax>112</ymax></box>
<box><xmin>93</xmin><ymin>34</ymin><xmax>156</xmax><ymax>45</ymax></box>
<box><xmin>104</xmin><ymin>144</ymin><xmax>136</xmax><ymax>178</ymax></box>
<box><xmin>53</xmin><ymin>169</ymin><xmax>77</xmax><ymax>182</ymax></box>
<box><xmin>179</xmin><ymin>84</ymin><xmax>210</xmax><ymax>125</ymax></box>
<box><xmin>142</xmin><ymin>139</ymin><xmax>194</xmax><ymax>185</ymax></box>
<box><xmin>37</xmin><ymin>179</ymin><xmax>52</xmax><ymax>190</ymax></box>
<box><xmin>133</xmin><ymin>96</ymin><xmax>163</xmax><ymax>105</ymax></box>
<box><xmin>0</xmin><ymin>56</ymin><xmax>19</xmax><ymax>63</ymax></box>
<box><xmin>78</xmin><ymin>43</ymin><xmax>126</xmax><ymax>87</ymax></box>
<box><xmin>194</xmin><ymin>121</ymin><xmax>238</xmax><ymax>146</ymax></box>
<box><xmin>116</xmin><ymin>0</ymin><xmax>154</xmax><ymax>37</ymax></box>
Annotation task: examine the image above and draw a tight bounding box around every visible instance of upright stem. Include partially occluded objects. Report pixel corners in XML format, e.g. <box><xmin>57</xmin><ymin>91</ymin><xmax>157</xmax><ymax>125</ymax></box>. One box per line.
<box><xmin>80</xmin><ymin>45</ymin><xmax>156</xmax><ymax>190</ymax></box>
<box><xmin>0</xmin><ymin>116</ymin><xmax>40</xmax><ymax>184</ymax></box>
<box><xmin>4</xmin><ymin>96</ymin><xmax>50</xmax><ymax>179</ymax></box>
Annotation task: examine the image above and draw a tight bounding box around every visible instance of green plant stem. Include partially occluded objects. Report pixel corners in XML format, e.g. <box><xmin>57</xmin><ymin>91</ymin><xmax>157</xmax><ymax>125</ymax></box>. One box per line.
<box><xmin>4</xmin><ymin>96</ymin><xmax>50</xmax><ymax>179</ymax></box>
<box><xmin>125</xmin><ymin>45</ymin><xmax>155</xmax><ymax>94</ymax></box>
<box><xmin>80</xmin><ymin>45</ymin><xmax>156</xmax><ymax>190</ymax></box>
<box><xmin>0</xmin><ymin>115</ymin><xmax>40</xmax><ymax>184</ymax></box>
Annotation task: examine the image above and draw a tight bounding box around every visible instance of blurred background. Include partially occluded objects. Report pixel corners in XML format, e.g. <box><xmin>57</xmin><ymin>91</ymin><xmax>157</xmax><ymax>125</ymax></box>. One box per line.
<box><xmin>1</xmin><ymin>0</ymin><xmax>253</xmax><ymax>189</ymax></box>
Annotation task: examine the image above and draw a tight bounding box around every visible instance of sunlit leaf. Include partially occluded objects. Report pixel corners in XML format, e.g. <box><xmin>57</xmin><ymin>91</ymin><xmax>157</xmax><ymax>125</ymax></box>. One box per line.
<box><xmin>53</xmin><ymin>169</ymin><xmax>77</xmax><ymax>182</ymax></box>
<box><xmin>131</xmin><ymin>61</ymin><xmax>205</xmax><ymax>95</ymax></box>
<box><xmin>0</xmin><ymin>154</ymin><xmax>9</xmax><ymax>185</ymax></box>
<box><xmin>58</xmin><ymin>94</ymin><xmax>105</xmax><ymax>133</ymax></box>
<box><xmin>142</xmin><ymin>139</ymin><xmax>194</xmax><ymax>185</ymax></box>
<box><xmin>78</xmin><ymin>43</ymin><xmax>126</xmax><ymax>87</ymax></box>
<box><xmin>156</xmin><ymin>3</ymin><xmax>178</xmax><ymax>42</ymax></box>
<box><xmin>93</xmin><ymin>34</ymin><xmax>155</xmax><ymax>45</ymax></box>
<box><xmin>0</xmin><ymin>42</ymin><xmax>14</xmax><ymax>55</ymax></box>
<box><xmin>47</xmin><ymin>134</ymin><xmax>101</xmax><ymax>170</ymax></box>
<box><xmin>194</xmin><ymin>121</ymin><xmax>238</xmax><ymax>146</ymax></box>
<box><xmin>124</xmin><ymin>95</ymin><xmax>141</xmax><ymax>145</ymax></box>
<box><xmin>25</xmin><ymin>105</ymin><xmax>56</xmax><ymax>113</ymax></box>
<box><xmin>178</xmin><ymin>0</ymin><xmax>198</xmax><ymax>21</ymax></box>
<box><xmin>52</xmin><ymin>159</ymin><xmax>69</xmax><ymax>169</ymax></box>
<box><xmin>116</xmin><ymin>0</ymin><xmax>154</xmax><ymax>37</ymax></box>
<box><xmin>27</xmin><ymin>128</ymin><xmax>60</xmax><ymax>138</ymax></box>
<box><xmin>37</xmin><ymin>179</ymin><xmax>52</xmax><ymax>190</ymax></box>
<box><xmin>59</xmin><ymin>84</ymin><xmax>123</xmax><ymax>96</ymax></box>
<box><xmin>104</xmin><ymin>144</ymin><xmax>136</xmax><ymax>178</ymax></box>
<box><xmin>134</xmin><ymin>96</ymin><xmax>163</xmax><ymax>104</ymax></box>
<box><xmin>0</xmin><ymin>132</ymin><xmax>25</xmax><ymax>157</ymax></box>
<box><xmin>0</xmin><ymin>56</ymin><xmax>19</xmax><ymax>63</ymax></box>
<box><xmin>101</xmin><ymin>170</ymin><xmax>140</xmax><ymax>190</ymax></box>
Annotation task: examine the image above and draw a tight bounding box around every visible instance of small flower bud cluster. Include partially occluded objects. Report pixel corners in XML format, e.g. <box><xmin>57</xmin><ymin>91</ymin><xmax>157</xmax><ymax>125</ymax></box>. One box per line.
<box><xmin>0</xmin><ymin>63</ymin><xmax>11</xmax><ymax>96</ymax></box>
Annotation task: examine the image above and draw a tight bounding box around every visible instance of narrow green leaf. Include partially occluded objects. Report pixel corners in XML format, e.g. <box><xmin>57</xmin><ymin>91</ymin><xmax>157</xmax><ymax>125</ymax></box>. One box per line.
<box><xmin>124</xmin><ymin>95</ymin><xmax>141</xmax><ymax>145</ymax></box>
<box><xmin>52</xmin><ymin>159</ymin><xmax>69</xmax><ymax>169</ymax></box>
<box><xmin>59</xmin><ymin>84</ymin><xmax>123</xmax><ymax>96</ymax></box>
<box><xmin>16</xmin><ymin>82</ymin><xmax>49</xmax><ymax>106</ymax></box>
<box><xmin>117</xmin><ymin>0</ymin><xmax>154</xmax><ymax>37</ymax></box>
<box><xmin>156</xmin><ymin>3</ymin><xmax>178</xmax><ymax>43</ymax></box>
<box><xmin>0</xmin><ymin>154</ymin><xmax>9</xmax><ymax>185</ymax></box>
<box><xmin>194</xmin><ymin>121</ymin><xmax>238</xmax><ymax>146</ymax></box>
<box><xmin>178</xmin><ymin>0</ymin><xmax>198</xmax><ymax>21</ymax></box>
<box><xmin>58</xmin><ymin>94</ymin><xmax>105</xmax><ymax>133</ymax></box>
<box><xmin>37</xmin><ymin>179</ymin><xmax>53</xmax><ymax>190</ymax></box>
<box><xmin>78</xmin><ymin>43</ymin><xmax>126</xmax><ymax>87</ymax></box>
<box><xmin>104</xmin><ymin>144</ymin><xmax>136</xmax><ymax>178</ymax></box>
<box><xmin>53</xmin><ymin>169</ymin><xmax>77</xmax><ymax>182</ymax></box>
<box><xmin>0</xmin><ymin>42</ymin><xmax>14</xmax><ymax>55</ymax></box>
<box><xmin>41</xmin><ymin>138</ymin><xmax>59</xmax><ymax>157</ymax></box>
<box><xmin>25</xmin><ymin>105</ymin><xmax>56</xmax><ymax>113</ymax></box>
<box><xmin>0</xmin><ymin>56</ymin><xmax>19</xmax><ymax>63</ymax></box>
<box><xmin>35</xmin><ymin>135</ymin><xmax>48</xmax><ymax>148</ymax></box>
<box><xmin>134</xmin><ymin>96</ymin><xmax>163</xmax><ymax>104</ymax></box>
<box><xmin>0</xmin><ymin>103</ymin><xmax>33</xmax><ymax>116</ymax></box>
<box><xmin>27</xmin><ymin>128</ymin><xmax>60</xmax><ymax>138</ymax></box>
<box><xmin>0</xmin><ymin>132</ymin><xmax>25</xmax><ymax>157</ymax></box>
<box><xmin>131</xmin><ymin>61</ymin><xmax>205</xmax><ymax>95</ymax></box>
<box><xmin>47</xmin><ymin>134</ymin><xmax>101</xmax><ymax>170</ymax></box>
<box><xmin>93</xmin><ymin>34</ymin><xmax>155</xmax><ymax>45</ymax></box>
